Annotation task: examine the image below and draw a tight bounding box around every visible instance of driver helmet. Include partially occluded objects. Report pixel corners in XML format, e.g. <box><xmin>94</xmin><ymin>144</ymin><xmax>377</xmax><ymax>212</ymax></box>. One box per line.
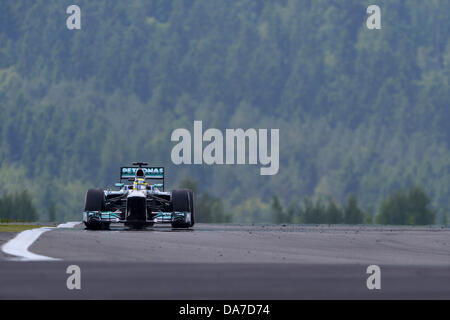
<box><xmin>133</xmin><ymin>178</ymin><xmax>148</xmax><ymax>191</ymax></box>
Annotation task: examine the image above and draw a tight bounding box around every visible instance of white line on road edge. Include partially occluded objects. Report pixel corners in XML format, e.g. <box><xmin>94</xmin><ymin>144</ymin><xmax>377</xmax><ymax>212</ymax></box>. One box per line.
<box><xmin>57</xmin><ymin>221</ymin><xmax>80</xmax><ymax>229</ymax></box>
<box><xmin>2</xmin><ymin>228</ymin><xmax>58</xmax><ymax>261</ymax></box>
<box><xmin>1</xmin><ymin>221</ymin><xmax>80</xmax><ymax>261</ymax></box>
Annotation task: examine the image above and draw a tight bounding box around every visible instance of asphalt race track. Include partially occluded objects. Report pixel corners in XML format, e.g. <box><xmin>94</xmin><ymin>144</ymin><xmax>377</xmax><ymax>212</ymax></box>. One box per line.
<box><xmin>0</xmin><ymin>224</ymin><xmax>449</xmax><ymax>299</ymax></box>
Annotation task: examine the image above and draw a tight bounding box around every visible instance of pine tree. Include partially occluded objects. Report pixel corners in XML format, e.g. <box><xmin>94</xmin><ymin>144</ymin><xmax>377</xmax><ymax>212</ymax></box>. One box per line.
<box><xmin>344</xmin><ymin>195</ymin><xmax>364</xmax><ymax>224</ymax></box>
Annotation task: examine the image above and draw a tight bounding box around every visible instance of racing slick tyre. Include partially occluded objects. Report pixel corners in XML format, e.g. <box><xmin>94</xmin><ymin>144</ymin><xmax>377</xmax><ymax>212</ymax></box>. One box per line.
<box><xmin>84</xmin><ymin>189</ymin><xmax>105</xmax><ymax>211</ymax></box>
<box><xmin>187</xmin><ymin>189</ymin><xmax>195</xmax><ymax>227</ymax></box>
<box><xmin>84</xmin><ymin>189</ymin><xmax>108</xmax><ymax>230</ymax></box>
<box><xmin>171</xmin><ymin>189</ymin><xmax>193</xmax><ymax>229</ymax></box>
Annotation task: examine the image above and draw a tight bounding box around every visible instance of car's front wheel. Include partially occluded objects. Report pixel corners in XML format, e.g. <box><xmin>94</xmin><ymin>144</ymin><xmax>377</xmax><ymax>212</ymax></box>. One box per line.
<box><xmin>84</xmin><ymin>189</ymin><xmax>108</xmax><ymax>230</ymax></box>
<box><xmin>171</xmin><ymin>189</ymin><xmax>193</xmax><ymax>229</ymax></box>
<box><xmin>187</xmin><ymin>190</ymin><xmax>195</xmax><ymax>227</ymax></box>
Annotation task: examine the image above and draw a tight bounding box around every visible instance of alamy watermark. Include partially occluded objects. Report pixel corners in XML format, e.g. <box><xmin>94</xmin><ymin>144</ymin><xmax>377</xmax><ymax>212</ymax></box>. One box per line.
<box><xmin>171</xmin><ymin>121</ymin><xmax>279</xmax><ymax>176</ymax></box>
<box><xmin>366</xmin><ymin>5</ymin><xmax>382</xmax><ymax>30</ymax></box>
<box><xmin>366</xmin><ymin>265</ymin><xmax>381</xmax><ymax>290</ymax></box>
<box><xmin>65</xmin><ymin>5</ymin><xmax>380</xmax><ymax>31</ymax></box>
<box><xmin>66</xmin><ymin>5</ymin><xmax>81</xmax><ymax>30</ymax></box>
<box><xmin>66</xmin><ymin>264</ymin><xmax>81</xmax><ymax>290</ymax></box>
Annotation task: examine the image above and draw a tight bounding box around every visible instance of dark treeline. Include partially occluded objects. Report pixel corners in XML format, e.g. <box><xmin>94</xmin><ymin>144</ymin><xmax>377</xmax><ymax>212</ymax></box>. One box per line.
<box><xmin>181</xmin><ymin>177</ymin><xmax>441</xmax><ymax>225</ymax></box>
<box><xmin>272</xmin><ymin>194</ymin><xmax>366</xmax><ymax>225</ymax></box>
<box><xmin>180</xmin><ymin>177</ymin><xmax>232</xmax><ymax>223</ymax></box>
<box><xmin>0</xmin><ymin>1</ymin><xmax>449</xmax><ymax>222</ymax></box>
<box><xmin>0</xmin><ymin>190</ymin><xmax>38</xmax><ymax>222</ymax></box>
<box><xmin>272</xmin><ymin>186</ymin><xmax>437</xmax><ymax>226</ymax></box>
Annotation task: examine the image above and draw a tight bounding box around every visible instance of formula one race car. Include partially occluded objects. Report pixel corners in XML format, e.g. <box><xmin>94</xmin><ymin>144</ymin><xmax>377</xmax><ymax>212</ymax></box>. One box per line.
<box><xmin>83</xmin><ymin>162</ymin><xmax>194</xmax><ymax>230</ymax></box>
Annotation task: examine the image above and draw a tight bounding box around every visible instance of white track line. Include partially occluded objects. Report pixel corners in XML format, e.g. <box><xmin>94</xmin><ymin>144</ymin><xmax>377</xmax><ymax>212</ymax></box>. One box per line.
<box><xmin>56</xmin><ymin>221</ymin><xmax>80</xmax><ymax>229</ymax></box>
<box><xmin>1</xmin><ymin>221</ymin><xmax>80</xmax><ymax>261</ymax></box>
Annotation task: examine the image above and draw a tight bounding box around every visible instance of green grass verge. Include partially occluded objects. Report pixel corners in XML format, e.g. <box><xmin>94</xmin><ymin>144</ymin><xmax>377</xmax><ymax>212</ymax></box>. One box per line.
<box><xmin>0</xmin><ymin>224</ymin><xmax>51</xmax><ymax>232</ymax></box>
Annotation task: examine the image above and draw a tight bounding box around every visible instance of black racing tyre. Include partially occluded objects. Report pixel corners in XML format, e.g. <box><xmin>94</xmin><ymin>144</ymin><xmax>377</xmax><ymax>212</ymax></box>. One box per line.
<box><xmin>171</xmin><ymin>189</ymin><xmax>192</xmax><ymax>229</ymax></box>
<box><xmin>187</xmin><ymin>189</ymin><xmax>195</xmax><ymax>227</ymax></box>
<box><xmin>84</xmin><ymin>189</ymin><xmax>106</xmax><ymax>230</ymax></box>
<box><xmin>84</xmin><ymin>189</ymin><xmax>105</xmax><ymax>211</ymax></box>
<box><xmin>84</xmin><ymin>220</ymin><xmax>101</xmax><ymax>230</ymax></box>
<box><xmin>85</xmin><ymin>220</ymin><xmax>110</xmax><ymax>231</ymax></box>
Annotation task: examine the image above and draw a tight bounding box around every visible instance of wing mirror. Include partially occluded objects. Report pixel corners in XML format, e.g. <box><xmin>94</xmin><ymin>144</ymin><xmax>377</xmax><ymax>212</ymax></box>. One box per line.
<box><xmin>115</xmin><ymin>183</ymin><xmax>125</xmax><ymax>188</ymax></box>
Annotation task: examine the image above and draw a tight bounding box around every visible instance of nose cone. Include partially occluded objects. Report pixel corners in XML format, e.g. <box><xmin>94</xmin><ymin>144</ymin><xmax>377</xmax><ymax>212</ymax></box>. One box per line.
<box><xmin>126</xmin><ymin>192</ymin><xmax>147</xmax><ymax>221</ymax></box>
<box><xmin>128</xmin><ymin>190</ymin><xmax>146</xmax><ymax>198</ymax></box>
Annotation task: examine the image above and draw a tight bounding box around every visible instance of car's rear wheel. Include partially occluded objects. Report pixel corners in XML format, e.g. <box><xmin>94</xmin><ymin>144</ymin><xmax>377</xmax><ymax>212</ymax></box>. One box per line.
<box><xmin>171</xmin><ymin>189</ymin><xmax>193</xmax><ymax>229</ymax></box>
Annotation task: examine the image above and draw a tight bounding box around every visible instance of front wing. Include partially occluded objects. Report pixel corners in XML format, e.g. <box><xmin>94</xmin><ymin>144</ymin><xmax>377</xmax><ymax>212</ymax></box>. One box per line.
<box><xmin>83</xmin><ymin>211</ymin><xmax>192</xmax><ymax>225</ymax></box>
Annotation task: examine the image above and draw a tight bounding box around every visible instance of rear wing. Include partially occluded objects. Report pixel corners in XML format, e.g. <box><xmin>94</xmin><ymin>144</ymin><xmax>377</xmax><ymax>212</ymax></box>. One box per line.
<box><xmin>120</xmin><ymin>167</ymin><xmax>165</xmax><ymax>190</ymax></box>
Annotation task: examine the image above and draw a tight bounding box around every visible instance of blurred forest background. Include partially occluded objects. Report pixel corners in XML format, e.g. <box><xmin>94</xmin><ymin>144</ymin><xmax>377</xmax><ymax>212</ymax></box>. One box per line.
<box><xmin>0</xmin><ymin>0</ymin><xmax>448</xmax><ymax>224</ymax></box>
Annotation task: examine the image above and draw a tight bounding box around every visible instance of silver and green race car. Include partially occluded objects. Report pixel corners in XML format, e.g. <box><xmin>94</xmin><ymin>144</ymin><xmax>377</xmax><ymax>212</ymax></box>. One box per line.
<box><xmin>83</xmin><ymin>162</ymin><xmax>194</xmax><ymax>230</ymax></box>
